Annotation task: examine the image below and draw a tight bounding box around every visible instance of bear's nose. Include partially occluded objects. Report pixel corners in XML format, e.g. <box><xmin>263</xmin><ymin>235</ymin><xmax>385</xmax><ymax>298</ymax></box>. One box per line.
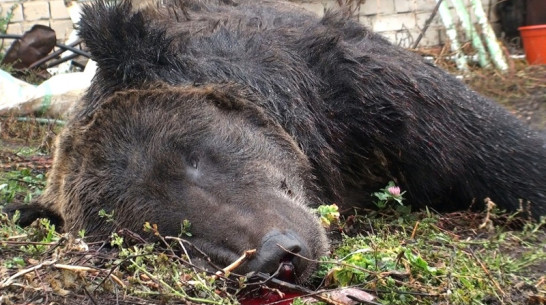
<box><xmin>245</xmin><ymin>229</ymin><xmax>308</xmax><ymax>282</ymax></box>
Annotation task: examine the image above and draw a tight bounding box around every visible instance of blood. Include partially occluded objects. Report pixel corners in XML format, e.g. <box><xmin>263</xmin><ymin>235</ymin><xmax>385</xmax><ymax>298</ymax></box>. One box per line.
<box><xmin>238</xmin><ymin>259</ymin><xmax>303</xmax><ymax>305</ymax></box>
<box><xmin>238</xmin><ymin>289</ymin><xmax>304</xmax><ymax>305</ymax></box>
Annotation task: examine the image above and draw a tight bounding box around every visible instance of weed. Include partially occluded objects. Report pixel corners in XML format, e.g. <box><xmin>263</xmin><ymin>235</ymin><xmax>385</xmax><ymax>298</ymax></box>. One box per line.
<box><xmin>316</xmin><ymin>204</ymin><xmax>340</xmax><ymax>227</ymax></box>
<box><xmin>0</xmin><ymin>4</ymin><xmax>15</xmax><ymax>59</ymax></box>
<box><xmin>373</xmin><ymin>181</ymin><xmax>406</xmax><ymax>208</ymax></box>
<box><xmin>0</xmin><ymin>168</ymin><xmax>45</xmax><ymax>204</ymax></box>
<box><xmin>318</xmin><ymin>210</ymin><xmax>545</xmax><ymax>305</ymax></box>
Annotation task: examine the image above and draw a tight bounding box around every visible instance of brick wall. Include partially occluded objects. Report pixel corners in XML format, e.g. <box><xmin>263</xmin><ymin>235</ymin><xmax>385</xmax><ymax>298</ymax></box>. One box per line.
<box><xmin>1</xmin><ymin>0</ymin><xmax>73</xmax><ymax>41</ymax></box>
<box><xmin>295</xmin><ymin>0</ymin><xmax>498</xmax><ymax>48</ymax></box>
<box><xmin>0</xmin><ymin>0</ymin><xmax>498</xmax><ymax>48</ymax></box>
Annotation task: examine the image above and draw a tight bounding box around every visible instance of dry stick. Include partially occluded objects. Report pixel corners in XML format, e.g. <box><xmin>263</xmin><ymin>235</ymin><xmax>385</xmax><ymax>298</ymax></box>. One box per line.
<box><xmin>54</xmin><ymin>264</ymin><xmax>126</xmax><ymax>288</ymax></box>
<box><xmin>411</xmin><ymin>221</ymin><xmax>420</xmax><ymax>239</ymax></box>
<box><xmin>5</xmin><ymin>234</ymin><xmax>28</xmax><ymax>240</ymax></box>
<box><xmin>412</xmin><ymin>0</ymin><xmax>444</xmax><ymax>49</ymax></box>
<box><xmin>2</xmin><ymin>240</ymin><xmax>56</xmax><ymax>245</ymax></box>
<box><xmin>0</xmin><ymin>259</ymin><xmax>57</xmax><ymax>288</ymax></box>
<box><xmin>213</xmin><ymin>249</ymin><xmax>257</xmax><ymax>279</ymax></box>
<box><xmin>479</xmin><ymin>197</ymin><xmax>496</xmax><ymax>229</ymax></box>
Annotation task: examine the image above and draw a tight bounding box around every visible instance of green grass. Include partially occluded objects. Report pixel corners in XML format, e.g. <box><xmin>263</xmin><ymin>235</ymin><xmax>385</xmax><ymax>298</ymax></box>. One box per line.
<box><xmin>319</xmin><ymin>210</ymin><xmax>545</xmax><ymax>304</ymax></box>
<box><xmin>0</xmin><ymin>167</ymin><xmax>45</xmax><ymax>204</ymax></box>
<box><xmin>1</xmin><ymin>177</ymin><xmax>544</xmax><ymax>304</ymax></box>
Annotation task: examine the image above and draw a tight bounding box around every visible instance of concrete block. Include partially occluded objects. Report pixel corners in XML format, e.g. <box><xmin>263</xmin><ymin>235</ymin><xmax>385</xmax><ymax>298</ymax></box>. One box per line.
<box><xmin>372</xmin><ymin>12</ymin><xmax>416</xmax><ymax>32</ymax></box>
<box><xmin>395</xmin><ymin>0</ymin><xmax>435</xmax><ymax>13</ymax></box>
<box><xmin>23</xmin><ymin>20</ymin><xmax>50</xmax><ymax>31</ymax></box>
<box><xmin>299</xmin><ymin>3</ymin><xmax>324</xmax><ymax>17</ymax></box>
<box><xmin>1</xmin><ymin>2</ymin><xmax>24</xmax><ymax>22</ymax></box>
<box><xmin>50</xmin><ymin>19</ymin><xmax>74</xmax><ymax>41</ymax></box>
<box><xmin>376</xmin><ymin>28</ymin><xmax>438</xmax><ymax>48</ymax></box>
<box><xmin>412</xmin><ymin>26</ymin><xmax>442</xmax><ymax>47</ymax></box>
<box><xmin>415</xmin><ymin>11</ymin><xmax>442</xmax><ymax>29</ymax></box>
<box><xmin>359</xmin><ymin>15</ymin><xmax>374</xmax><ymax>29</ymax></box>
<box><xmin>323</xmin><ymin>0</ymin><xmax>339</xmax><ymax>12</ymax></box>
<box><xmin>4</xmin><ymin>21</ymin><xmax>23</xmax><ymax>35</ymax></box>
<box><xmin>23</xmin><ymin>1</ymin><xmax>50</xmax><ymax>21</ymax></box>
<box><xmin>50</xmin><ymin>0</ymin><xmax>70</xmax><ymax>19</ymax></box>
<box><xmin>376</xmin><ymin>31</ymin><xmax>397</xmax><ymax>44</ymax></box>
<box><xmin>360</xmin><ymin>0</ymin><xmax>395</xmax><ymax>16</ymax></box>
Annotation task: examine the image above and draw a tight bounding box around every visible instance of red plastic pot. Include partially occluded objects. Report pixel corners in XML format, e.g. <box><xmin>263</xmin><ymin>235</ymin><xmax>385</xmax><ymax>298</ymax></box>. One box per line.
<box><xmin>519</xmin><ymin>24</ymin><xmax>546</xmax><ymax>65</ymax></box>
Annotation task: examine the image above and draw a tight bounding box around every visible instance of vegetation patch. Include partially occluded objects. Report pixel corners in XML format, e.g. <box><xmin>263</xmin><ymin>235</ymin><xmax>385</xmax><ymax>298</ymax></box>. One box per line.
<box><xmin>1</xmin><ymin>166</ymin><xmax>544</xmax><ymax>304</ymax></box>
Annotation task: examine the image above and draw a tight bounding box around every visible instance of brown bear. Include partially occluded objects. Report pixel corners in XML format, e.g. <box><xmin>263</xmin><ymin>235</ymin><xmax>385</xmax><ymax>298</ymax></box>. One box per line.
<box><xmin>5</xmin><ymin>0</ymin><xmax>545</xmax><ymax>283</ymax></box>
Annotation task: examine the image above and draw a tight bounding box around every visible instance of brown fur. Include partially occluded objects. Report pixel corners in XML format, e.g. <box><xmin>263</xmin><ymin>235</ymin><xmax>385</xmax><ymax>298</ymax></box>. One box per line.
<box><xmin>5</xmin><ymin>0</ymin><xmax>545</xmax><ymax>283</ymax></box>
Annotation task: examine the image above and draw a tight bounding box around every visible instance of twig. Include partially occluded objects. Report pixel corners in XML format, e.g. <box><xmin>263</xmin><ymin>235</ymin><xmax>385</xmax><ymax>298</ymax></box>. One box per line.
<box><xmin>0</xmin><ymin>259</ymin><xmax>57</xmax><ymax>288</ymax></box>
<box><xmin>213</xmin><ymin>249</ymin><xmax>256</xmax><ymax>279</ymax></box>
<box><xmin>4</xmin><ymin>234</ymin><xmax>29</xmax><ymax>240</ymax></box>
<box><xmin>479</xmin><ymin>197</ymin><xmax>495</xmax><ymax>230</ymax></box>
<box><xmin>54</xmin><ymin>264</ymin><xmax>96</xmax><ymax>272</ymax></box>
<box><xmin>412</xmin><ymin>0</ymin><xmax>444</xmax><ymax>49</ymax></box>
<box><xmin>54</xmin><ymin>263</ymin><xmax>126</xmax><ymax>288</ymax></box>
<box><xmin>411</xmin><ymin>221</ymin><xmax>420</xmax><ymax>239</ymax></box>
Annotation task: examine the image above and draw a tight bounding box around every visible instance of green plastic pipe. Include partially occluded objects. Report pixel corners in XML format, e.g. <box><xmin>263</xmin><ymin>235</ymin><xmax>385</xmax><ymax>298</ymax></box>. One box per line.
<box><xmin>470</xmin><ymin>0</ymin><xmax>508</xmax><ymax>71</ymax></box>
<box><xmin>450</xmin><ymin>0</ymin><xmax>490</xmax><ymax>68</ymax></box>
<box><xmin>435</xmin><ymin>0</ymin><xmax>469</xmax><ymax>72</ymax></box>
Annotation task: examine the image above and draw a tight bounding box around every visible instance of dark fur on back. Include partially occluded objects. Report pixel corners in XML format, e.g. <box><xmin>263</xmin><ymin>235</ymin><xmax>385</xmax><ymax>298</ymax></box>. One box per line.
<box><xmin>5</xmin><ymin>0</ymin><xmax>545</xmax><ymax>282</ymax></box>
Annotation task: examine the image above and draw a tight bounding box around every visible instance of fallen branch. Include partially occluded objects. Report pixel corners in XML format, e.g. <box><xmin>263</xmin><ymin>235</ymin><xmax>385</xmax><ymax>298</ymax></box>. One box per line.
<box><xmin>0</xmin><ymin>259</ymin><xmax>57</xmax><ymax>288</ymax></box>
<box><xmin>213</xmin><ymin>249</ymin><xmax>256</xmax><ymax>279</ymax></box>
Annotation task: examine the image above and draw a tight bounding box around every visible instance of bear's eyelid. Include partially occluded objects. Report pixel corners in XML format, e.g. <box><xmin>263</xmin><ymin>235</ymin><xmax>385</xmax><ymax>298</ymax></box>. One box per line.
<box><xmin>189</xmin><ymin>155</ymin><xmax>199</xmax><ymax>169</ymax></box>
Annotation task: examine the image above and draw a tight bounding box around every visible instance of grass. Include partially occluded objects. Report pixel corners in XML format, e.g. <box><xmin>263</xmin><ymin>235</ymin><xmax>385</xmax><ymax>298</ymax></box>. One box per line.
<box><xmin>319</xmin><ymin>208</ymin><xmax>545</xmax><ymax>305</ymax></box>
<box><xmin>1</xmin><ymin>172</ymin><xmax>545</xmax><ymax>304</ymax></box>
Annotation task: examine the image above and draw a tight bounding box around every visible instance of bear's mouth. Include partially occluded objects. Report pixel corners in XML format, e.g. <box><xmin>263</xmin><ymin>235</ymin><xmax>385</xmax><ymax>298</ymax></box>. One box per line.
<box><xmin>275</xmin><ymin>254</ymin><xmax>297</xmax><ymax>283</ymax></box>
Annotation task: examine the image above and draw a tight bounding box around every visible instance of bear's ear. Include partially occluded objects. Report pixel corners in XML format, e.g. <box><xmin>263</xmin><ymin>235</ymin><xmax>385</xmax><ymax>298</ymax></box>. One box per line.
<box><xmin>2</xmin><ymin>202</ymin><xmax>64</xmax><ymax>230</ymax></box>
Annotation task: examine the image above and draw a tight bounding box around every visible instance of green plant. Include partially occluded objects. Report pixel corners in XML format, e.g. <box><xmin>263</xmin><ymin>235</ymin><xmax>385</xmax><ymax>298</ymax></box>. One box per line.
<box><xmin>180</xmin><ymin>219</ymin><xmax>192</xmax><ymax>237</ymax></box>
<box><xmin>316</xmin><ymin>204</ymin><xmax>340</xmax><ymax>227</ymax></box>
<box><xmin>373</xmin><ymin>181</ymin><xmax>406</xmax><ymax>208</ymax></box>
<box><xmin>0</xmin><ymin>4</ymin><xmax>15</xmax><ymax>59</ymax></box>
<box><xmin>98</xmin><ymin>209</ymin><xmax>115</xmax><ymax>223</ymax></box>
<box><xmin>0</xmin><ymin>168</ymin><xmax>46</xmax><ymax>204</ymax></box>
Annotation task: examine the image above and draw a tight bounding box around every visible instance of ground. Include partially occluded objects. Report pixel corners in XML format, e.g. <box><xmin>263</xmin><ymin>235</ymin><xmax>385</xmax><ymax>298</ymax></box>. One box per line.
<box><xmin>0</xmin><ymin>61</ymin><xmax>545</xmax><ymax>305</ymax></box>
